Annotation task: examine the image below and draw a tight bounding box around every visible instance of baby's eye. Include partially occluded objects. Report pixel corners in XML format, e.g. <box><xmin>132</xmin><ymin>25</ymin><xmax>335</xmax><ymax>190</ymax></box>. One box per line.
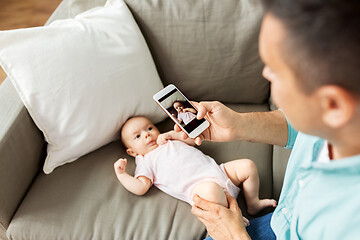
<box><xmin>135</xmin><ymin>134</ymin><xmax>140</xmax><ymax>139</ymax></box>
<box><xmin>148</xmin><ymin>127</ymin><xmax>153</xmax><ymax>131</ymax></box>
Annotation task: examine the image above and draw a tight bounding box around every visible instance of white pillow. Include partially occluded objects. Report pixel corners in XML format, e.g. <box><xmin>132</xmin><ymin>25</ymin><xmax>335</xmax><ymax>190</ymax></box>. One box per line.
<box><xmin>0</xmin><ymin>0</ymin><xmax>166</xmax><ymax>174</ymax></box>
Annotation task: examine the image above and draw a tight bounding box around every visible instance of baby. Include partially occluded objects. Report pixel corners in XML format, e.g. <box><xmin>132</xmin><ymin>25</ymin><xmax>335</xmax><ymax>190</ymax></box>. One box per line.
<box><xmin>173</xmin><ymin>101</ymin><xmax>197</xmax><ymax>125</ymax></box>
<box><xmin>114</xmin><ymin>116</ymin><xmax>277</xmax><ymax>221</ymax></box>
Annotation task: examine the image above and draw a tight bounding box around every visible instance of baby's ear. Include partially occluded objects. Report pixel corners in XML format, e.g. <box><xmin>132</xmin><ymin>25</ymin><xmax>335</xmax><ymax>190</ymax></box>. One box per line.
<box><xmin>126</xmin><ymin>148</ymin><xmax>137</xmax><ymax>157</ymax></box>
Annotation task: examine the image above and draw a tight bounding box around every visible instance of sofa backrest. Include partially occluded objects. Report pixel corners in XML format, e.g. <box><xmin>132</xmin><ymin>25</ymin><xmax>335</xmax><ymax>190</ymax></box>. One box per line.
<box><xmin>125</xmin><ymin>0</ymin><xmax>269</xmax><ymax>103</ymax></box>
<box><xmin>49</xmin><ymin>0</ymin><xmax>269</xmax><ymax>104</ymax></box>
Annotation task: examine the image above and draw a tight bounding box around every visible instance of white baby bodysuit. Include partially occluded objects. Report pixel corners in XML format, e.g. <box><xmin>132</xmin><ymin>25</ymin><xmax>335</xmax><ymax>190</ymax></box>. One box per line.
<box><xmin>134</xmin><ymin>140</ymin><xmax>240</xmax><ymax>205</ymax></box>
<box><xmin>177</xmin><ymin>111</ymin><xmax>197</xmax><ymax>125</ymax></box>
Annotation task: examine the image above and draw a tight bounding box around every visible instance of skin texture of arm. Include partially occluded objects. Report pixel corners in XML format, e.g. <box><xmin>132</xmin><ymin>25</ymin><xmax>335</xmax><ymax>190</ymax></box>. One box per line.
<box><xmin>114</xmin><ymin>159</ymin><xmax>152</xmax><ymax>195</ymax></box>
<box><xmin>157</xmin><ymin>130</ymin><xmax>196</xmax><ymax>146</ymax></box>
<box><xmin>235</xmin><ymin>109</ymin><xmax>288</xmax><ymax>146</ymax></box>
<box><xmin>175</xmin><ymin>101</ymin><xmax>288</xmax><ymax>147</ymax></box>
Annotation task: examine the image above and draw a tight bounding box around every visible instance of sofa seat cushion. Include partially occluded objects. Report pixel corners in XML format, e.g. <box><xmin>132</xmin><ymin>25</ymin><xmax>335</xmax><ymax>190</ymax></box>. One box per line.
<box><xmin>7</xmin><ymin>139</ymin><xmax>206</xmax><ymax>240</ymax></box>
<box><xmin>7</xmin><ymin>104</ymin><xmax>271</xmax><ymax>239</ymax></box>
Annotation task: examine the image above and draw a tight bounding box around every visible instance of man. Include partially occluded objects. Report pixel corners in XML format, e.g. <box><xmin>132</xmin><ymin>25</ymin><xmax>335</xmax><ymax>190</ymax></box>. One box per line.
<box><xmin>176</xmin><ymin>0</ymin><xmax>360</xmax><ymax>239</ymax></box>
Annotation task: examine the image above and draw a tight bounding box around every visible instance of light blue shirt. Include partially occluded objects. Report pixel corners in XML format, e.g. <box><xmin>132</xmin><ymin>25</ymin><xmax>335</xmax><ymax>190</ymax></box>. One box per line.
<box><xmin>271</xmin><ymin>123</ymin><xmax>360</xmax><ymax>239</ymax></box>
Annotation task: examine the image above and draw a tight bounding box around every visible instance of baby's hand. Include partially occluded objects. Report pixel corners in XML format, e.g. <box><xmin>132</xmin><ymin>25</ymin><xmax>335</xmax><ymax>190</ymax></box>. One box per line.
<box><xmin>114</xmin><ymin>158</ymin><xmax>127</xmax><ymax>175</ymax></box>
<box><xmin>157</xmin><ymin>133</ymin><xmax>171</xmax><ymax>145</ymax></box>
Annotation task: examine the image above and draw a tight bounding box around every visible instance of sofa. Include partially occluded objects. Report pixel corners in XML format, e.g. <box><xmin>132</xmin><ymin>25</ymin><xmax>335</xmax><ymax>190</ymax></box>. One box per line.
<box><xmin>0</xmin><ymin>0</ymin><xmax>291</xmax><ymax>239</ymax></box>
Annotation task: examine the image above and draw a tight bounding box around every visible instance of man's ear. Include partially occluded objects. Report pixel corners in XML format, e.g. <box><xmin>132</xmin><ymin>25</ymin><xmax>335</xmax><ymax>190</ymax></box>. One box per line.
<box><xmin>317</xmin><ymin>85</ymin><xmax>357</xmax><ymax>128</ymax></box>
<box><xmin>126</xmin><ymin>148</ymin><xmax>137</xmax><ymax>157</ymax></box>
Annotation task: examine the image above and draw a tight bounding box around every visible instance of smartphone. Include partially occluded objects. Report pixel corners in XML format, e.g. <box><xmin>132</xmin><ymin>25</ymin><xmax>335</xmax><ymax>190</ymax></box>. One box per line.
<box><xmin>153</xmin><ymin>84</ymin><xmax>210</xmax><ymax>138</ymax></box>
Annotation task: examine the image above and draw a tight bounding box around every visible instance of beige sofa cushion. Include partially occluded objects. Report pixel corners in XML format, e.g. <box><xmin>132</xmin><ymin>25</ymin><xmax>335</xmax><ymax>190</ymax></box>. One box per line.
<box><xmin>126</xmin><ymin>0</ymin><xmax>268</xmax><ymax>103</ymax></box>
<box><xmin>5</xmin><ymin>0</ymin><xmax>273</xmax><ymax>239</ymax></box>
<box><xmin>47</xmin><ymin>0</ymin><xmax>268</xmax><ymax>104</ymax></box>
<box><xmin>7</xmin><ymin>104</ymin><xmax>271</xmax><ymax>240</ymax></box>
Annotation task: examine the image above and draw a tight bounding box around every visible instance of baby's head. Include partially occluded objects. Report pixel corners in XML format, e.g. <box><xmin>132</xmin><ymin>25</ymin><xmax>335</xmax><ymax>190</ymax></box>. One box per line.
<box><xmin>121</xmin><ymin>116</ymin><xmax>160</xmax><ymax>157</ymax></box>
<box><xmin>173</xmin><ymin>101</ymin><xmax>184</xmax><ymax>112</ymax></box>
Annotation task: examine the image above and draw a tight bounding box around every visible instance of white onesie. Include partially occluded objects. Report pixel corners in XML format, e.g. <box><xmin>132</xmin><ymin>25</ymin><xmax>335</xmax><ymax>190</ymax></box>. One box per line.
<box><xmin>134</xmin><ymin>140</ymin><xmax>240</xmax><ymax>205</ymax></box>
<box><xmin>177</xmin><ymin>111</ymin><xmax>197</xmax><ymax>125</ymax></box>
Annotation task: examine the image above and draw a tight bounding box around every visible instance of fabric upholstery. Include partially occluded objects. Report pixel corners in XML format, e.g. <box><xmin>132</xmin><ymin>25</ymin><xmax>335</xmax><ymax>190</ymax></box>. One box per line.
<box><xmin>0</xmin><ymin>79</ymin><xmax>45</xmax><ymax>230</ymax></box>
<box><xmin>125</xmin><ymin>0</ymin><xmax>269</xmax><ymax>103</ymax></box>
<box><xmin>7</xmin><ymin>127</ymin><xmax>205</xmax><ymax>239</ymax></box>
<box><xmin>0</xmin><ymin>0</ymin><xmax>291</xmax><ymax>239</ymax></box>
<box><xmin>7</xmin><ymin>104</ymin><xmax>271</xmax><ymax>239</ymax></box>
<box><xmin>46</xmin><ymin>0</ymin><xmax>269</xmax><ymax>104</ymax></box>
<box><xmin>0</xmin><ymin>0</ymin><xmax>166</xmax><ymax>174</ymax></box>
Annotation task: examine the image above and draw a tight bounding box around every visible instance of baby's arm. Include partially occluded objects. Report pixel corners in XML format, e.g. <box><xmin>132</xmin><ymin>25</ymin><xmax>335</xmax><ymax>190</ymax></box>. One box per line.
<box><xmin>114</xmin><ymin>159</ymin><xmax>152</xmax><ymax>196</ymax></box>
<box><xmin>183</xmin><ymin>108</ymin><xmax>197</xmax><ymax>114</ymax></box>
<box><xmin>157</xmin><ymin>130</ymin><xmax>196</xmax><ymax>146</ymax></box>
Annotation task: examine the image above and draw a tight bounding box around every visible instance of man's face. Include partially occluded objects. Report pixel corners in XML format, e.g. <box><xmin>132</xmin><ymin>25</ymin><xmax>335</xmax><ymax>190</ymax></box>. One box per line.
<box><xmin>121</xmin><ymin>117</ymin><xmax>160</xmax><ymax>156</ymax></box>
<box><xmin>259</xmin><ymin>13</ymin><xmax>322</xmax><ymax>135</ymax></box>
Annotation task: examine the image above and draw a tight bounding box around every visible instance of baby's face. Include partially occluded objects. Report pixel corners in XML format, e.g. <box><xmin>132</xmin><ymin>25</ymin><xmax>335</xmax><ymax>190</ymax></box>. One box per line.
<box><xmin>121</xmin><ymin>117</ymin><xmax>160</xmax><ymax>156</ymax></box>
<box><xmin>173</xmin><ymin>102</ymin><xmax>184</xmax><ymax>112</ymax></box>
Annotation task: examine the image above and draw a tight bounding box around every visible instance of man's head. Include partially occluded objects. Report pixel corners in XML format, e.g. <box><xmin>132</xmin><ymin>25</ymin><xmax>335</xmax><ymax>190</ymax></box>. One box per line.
<box><xmin>260</xmin><ymin>0</ymin><xmax>360</xmax><ymax>137</ymax></box>
<box><xmin>120</xmin><ymin>116</ymin><xmax>160</xmax><ymax>157</ymax></box>
<box><xmin>173</xmin><ymin>101</ymin><xmax>184</xmax><ymax>113</ymax></box>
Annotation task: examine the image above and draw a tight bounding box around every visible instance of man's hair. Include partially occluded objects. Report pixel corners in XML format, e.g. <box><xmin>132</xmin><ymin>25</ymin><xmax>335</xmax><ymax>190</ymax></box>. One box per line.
<box><xmin>262</xmin><ymin>0</ymin><xmax>360</xmax><ymax>95</ymax></box>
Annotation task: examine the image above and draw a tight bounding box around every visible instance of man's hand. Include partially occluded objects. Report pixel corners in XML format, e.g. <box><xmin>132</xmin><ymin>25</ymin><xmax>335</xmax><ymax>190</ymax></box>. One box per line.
<box><xmin>191</xmin><ymin>192</ymin><xmax>250</xmax><ymax>240</ymax></box>
<box><xmin>114</xmin><ymin>158</ymin><xmax>127</xmax><ymax>175</ymax></box>
<box><xmin>175</xmin><ymin>101</ymin><xmax>241</xmax><ymax>145</ymax></box>
<box><xmin>175</xmin><ymin>101</ymin><xmax>289</xmax><ymax>147</ymax></box>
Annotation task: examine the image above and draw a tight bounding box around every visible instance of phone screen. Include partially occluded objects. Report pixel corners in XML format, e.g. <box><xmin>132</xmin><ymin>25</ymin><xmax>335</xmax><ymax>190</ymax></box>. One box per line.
<box><xmin>157</xmin><ymin>88</ymin><xmax>206</xmax><ymax>134</ymax></box>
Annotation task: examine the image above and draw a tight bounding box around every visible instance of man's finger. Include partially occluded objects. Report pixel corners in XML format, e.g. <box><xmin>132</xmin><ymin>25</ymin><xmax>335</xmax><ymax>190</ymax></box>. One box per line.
<box><xmin>174</xmin><ymin>124</ymin><xmax>190</xmax><ymax>140</ymax></box>
<box><xmin>225</xmin><ymin>192</ymin><xmax>241</xmax><ymax>212</ymax></box>
<box><xmin>196</xmin><ymin>101</ymin><xmax>216</xmax><ymax>120</ymax></box>
<box><xmin>174</xmin><ymin>124</ymin><xmax>182</xmax><ymax>132</ymax></box>
<box><xmin>191</xmin><ymin>204</ymin><xmax>206</xmax><ymax>218</ymax></box>
<box><xmin>181</xmin><ymin>132</ymin><xmax>189</xmax><ymax>140</ymax></box>
<box><xmin>193</xmin><ymin>194</ymin><xmax>218</xmax><ymax>212</ymax></box>
<box><xmin>191</xmin><ymin>204</ymin><xmax>213</xmax><ymax>228</ymax></box>
<box><xmin>192</xmin><ymin>209</ymin><xmax>209</xmax><ymax>227</ymax></box>
<box><xmin>196</xmin><ymin>216</ymin><xmax>210</xmax><ymax>228</ymax></box>
<box><xmin>195</xmin><ymin>134</ymin><xmax>204</xmax><ymax>145</ymax></box>
<box><xmin>190</xmin><ymin>101</ymin><xmax>199</xmax><ymax>108</ymax></box>
<box><xmin>243</xmin><ymin>217</ymin><xmax>250</xmax><ymax>227</ymax></box>
<box><xmin>194</xmin><ymin>137</ymin><xmax>202</xmax><ymax>146</ymax></box>
<box><xmin>195</xmin><ymin>102</ymin><xmax>207</xmax><ymax>120</ymax></box>
<box><xmin>190</xmin><ymin>101</ymin><xmax>202</xmax><ymax>119</ymax></box>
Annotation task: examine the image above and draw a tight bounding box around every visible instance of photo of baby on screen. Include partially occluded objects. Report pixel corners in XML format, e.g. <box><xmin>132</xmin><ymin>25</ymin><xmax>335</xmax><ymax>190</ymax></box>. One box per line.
<box><xmin>160</xmin><ymin>91</ymin><xmax>197</xmax><ymax>128</ymax></box>
<box><xmin>172</xmin><ymin>101</ymin><xmax>197</xmax><ymax>126</ymax></box>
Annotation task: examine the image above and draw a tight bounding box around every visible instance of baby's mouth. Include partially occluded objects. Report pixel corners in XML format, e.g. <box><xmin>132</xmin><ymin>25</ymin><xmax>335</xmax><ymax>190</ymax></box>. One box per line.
<box><xmin>147</xmin><ymin>140</ymin><xmax>156</xmax><ymax>146</ymax></box>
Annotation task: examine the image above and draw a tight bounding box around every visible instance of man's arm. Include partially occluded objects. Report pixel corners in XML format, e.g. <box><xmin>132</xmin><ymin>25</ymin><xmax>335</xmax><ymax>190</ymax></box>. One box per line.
<box><xmin>235</xmin><ymin>109</ymin><xmax>288</xmax><ymax>147</ymax></box>
<box><xmin>175</xmin><ymin>101</ymin><xmax>288</xmax><ymax>147</ymax></box>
